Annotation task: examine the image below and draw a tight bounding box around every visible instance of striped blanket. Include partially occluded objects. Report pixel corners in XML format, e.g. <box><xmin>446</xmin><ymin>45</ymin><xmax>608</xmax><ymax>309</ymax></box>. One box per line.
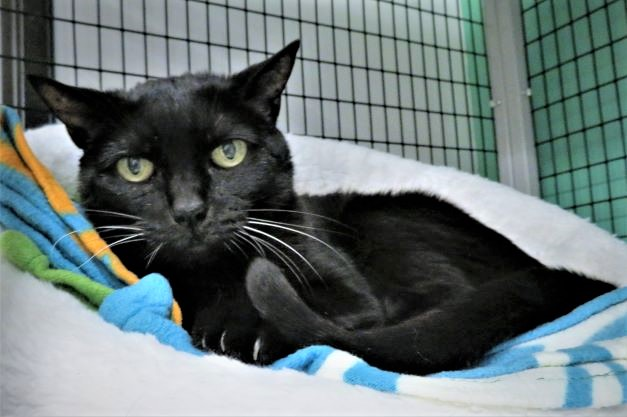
<box><xmin>274</xmin><ymin>288</ymin><xmax>627</xmax><ymax>408</ymax></box>
<box><xmin>0</xmin><ymin>105</ymin><xmax>193</xmax><ymax>353</ymax></box>
<box><xmin>1</xmin><ymin>105</ymin><xmax>625</xmax><ymax>409</ymax></box>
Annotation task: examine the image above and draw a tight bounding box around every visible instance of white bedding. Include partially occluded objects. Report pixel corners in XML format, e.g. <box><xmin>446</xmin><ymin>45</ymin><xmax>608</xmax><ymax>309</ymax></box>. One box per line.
<box><xmin>1</xmin><ymin>124</ymin><xmax>626</xmax><ymax>416</ymax></box>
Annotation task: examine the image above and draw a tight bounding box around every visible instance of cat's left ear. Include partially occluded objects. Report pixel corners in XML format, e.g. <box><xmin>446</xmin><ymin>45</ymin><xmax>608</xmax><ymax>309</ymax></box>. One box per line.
<box><xmin>27</xmin><ymin>75</ymin><xmax>126</xmax><ymax>149</ymax></box>
<box><xmin>234</xmin><ymin>40</ymin><xmax>300</xmax><ymax>124</ymax></box>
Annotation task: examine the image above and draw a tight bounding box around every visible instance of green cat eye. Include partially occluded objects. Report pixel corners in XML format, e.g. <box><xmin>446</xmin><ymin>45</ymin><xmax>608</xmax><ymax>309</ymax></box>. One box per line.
<box><xmin>116</xmin><ymin>157</ymin><xmax>155</xmax><ymax>182</ymax></box>
<box><xmin>211</xmin><ymin>140</ymin><xmax>247</xmax><ymax>169</ymax></box>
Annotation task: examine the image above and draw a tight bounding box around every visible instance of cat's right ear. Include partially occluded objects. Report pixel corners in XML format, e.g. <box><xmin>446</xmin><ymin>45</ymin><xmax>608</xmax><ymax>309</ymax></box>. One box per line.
<box><xmin>27</xmin><ymin>75</ymin><xmax>122</xmax><ymax>149</ymax></box>
<box><xmin>232</xmin><ymin>40</ymin><xmax>300</xmax><ymax>124</ymax></box>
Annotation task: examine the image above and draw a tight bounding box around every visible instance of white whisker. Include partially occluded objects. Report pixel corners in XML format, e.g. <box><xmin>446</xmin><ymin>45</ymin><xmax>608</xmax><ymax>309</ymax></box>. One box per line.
<box><xmin>52</xmin><ymin>230</ymin><xmax>81</xmax><ymax>249</ymax></box>
<box><xmin>52</xmin><ymin>225</ymin><xmax>144</xmax><ymax>250</ymax></box>
<box><xmin>235</xmin><ymin>231</ymin><xmax>266</xmax><ymax>257</ymax></box>
<box><xmin>235</xmin><ymin>232</ymin><xmax>262</xmax><ymax>257</ymax></box>
<box><xmin>145</xmin><ymin>242</ymin><xmax>164</xmax><ymax>269</ymax></box>
<box><xmin>249</xmin><ymin>234</ymin><xmax>310</xmax><ymax>291</ymax></box>
<box><xmin>99</xmin><ymin>233</ymin><xmax>143</xmax><ymax>242</ymax></box>
<box><xmin>243</xmin><ymin>225</ymin><xmax>323</xmax><ymax>284</ymax></box>
<box><xmin>247</xmin><ymin>216</ymin><xmax>352</xmax><ymax>237</ymax></box>
<box><xmin>248</xmin><ymin>220</ymin><xmax>350</xmax><ymax>267</ymax></box>
<box><xmin>223</xmin><ymin>241</ymin><xmax>235</xmax><ymax>255</ymax></box>
<box><xmin>76</xmin><ymin>233</ymin><xmax>145</xmax><ymax>270</ymax></box>
<box><xmin>230</xmin><ymin>238</ymin><xmax>249</xmax><ymax>259</ymax></box>
<box><xmin>83</xmin><ymin>208</ymin><xmax>142</xmax><ymax>220</ymax></box>
<box><xmin>97</xmin><ymin>225</ymin><xmax>144</xmax><ymax>232</ymax></box>
<box><xmin>246</xmin><ymin>208</ymin><xmax>354</xmax><ymax>231</ymax></box>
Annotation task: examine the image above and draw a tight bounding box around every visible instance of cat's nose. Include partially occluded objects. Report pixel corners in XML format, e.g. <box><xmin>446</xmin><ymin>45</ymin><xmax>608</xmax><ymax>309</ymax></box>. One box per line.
<box><xmin>172</xmin><ymin>197</ymin><xmax>206</xmax><ymax>228</ymax></box>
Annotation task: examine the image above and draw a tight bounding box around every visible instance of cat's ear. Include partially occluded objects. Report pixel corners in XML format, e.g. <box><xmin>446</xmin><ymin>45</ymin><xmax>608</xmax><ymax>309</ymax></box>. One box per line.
<box><xmin>27</xmin><ymin>75</ymin><xmax>124</xmax><ymax>149</ymax></box>
<box><xmin>233</xmin><ymin>40</ymin><xmax>300</xmax><ymax>123</ymax></box>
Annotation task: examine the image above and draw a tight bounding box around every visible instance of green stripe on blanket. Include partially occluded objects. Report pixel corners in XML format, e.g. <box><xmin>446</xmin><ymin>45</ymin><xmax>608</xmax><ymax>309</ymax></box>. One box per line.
<box><xmin>0</xmin><ymin>105</ymin><xmax>196</xmax><ymax>354</ymax></box>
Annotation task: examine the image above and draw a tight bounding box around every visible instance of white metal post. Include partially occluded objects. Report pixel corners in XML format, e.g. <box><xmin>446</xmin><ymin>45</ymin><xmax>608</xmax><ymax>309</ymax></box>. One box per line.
<box><xmin>483</xmin><ymin>0</ymin><xmax>540</xmax><ymax>196</ymax></box>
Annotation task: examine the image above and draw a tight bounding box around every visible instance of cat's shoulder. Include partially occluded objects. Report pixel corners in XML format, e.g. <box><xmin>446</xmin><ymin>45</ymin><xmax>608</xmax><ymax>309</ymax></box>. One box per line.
<box><xmin>298</xmin><ymin>190</ymin><xmax>451</xmax><ymax>211</ymax></box>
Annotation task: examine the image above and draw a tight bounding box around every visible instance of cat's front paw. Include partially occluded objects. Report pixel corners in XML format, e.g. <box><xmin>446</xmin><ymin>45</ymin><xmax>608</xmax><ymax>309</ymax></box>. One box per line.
<box><xmin>190</xmin><ymin>282</ymin><xmax>296</xmax><ymax>365</ymax></box>
<box><xmin>192</xmin><ymin>319</ymin><xmax>293</xmax><ymax>365</ymax></box>
<box><xmin>225</xmin><ymin>324</ymin><xmax>293</xmax><ymax>365</ymax></box>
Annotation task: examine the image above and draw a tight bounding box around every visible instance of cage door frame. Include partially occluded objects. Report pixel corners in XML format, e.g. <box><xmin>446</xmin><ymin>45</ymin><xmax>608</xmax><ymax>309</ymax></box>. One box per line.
<box><xmin>483</xmin><ymin>0</ymin><xmax>540</xmax><ymax>196</ymax></box>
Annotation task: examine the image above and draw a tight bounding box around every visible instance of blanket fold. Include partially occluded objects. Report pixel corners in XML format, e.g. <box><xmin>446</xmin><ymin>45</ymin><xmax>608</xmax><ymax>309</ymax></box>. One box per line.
<box><xmin>1</xmin><ymin>106</ymin><xmax>625</xmax><ymax>409</ymax></box>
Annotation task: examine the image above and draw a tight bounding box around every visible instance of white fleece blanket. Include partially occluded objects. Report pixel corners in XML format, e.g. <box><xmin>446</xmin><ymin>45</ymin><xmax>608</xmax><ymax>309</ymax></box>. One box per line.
<box><xmin>1</xmin><ymin>124</ymin><xmax>626</xmax><ymax>416</ymax></box>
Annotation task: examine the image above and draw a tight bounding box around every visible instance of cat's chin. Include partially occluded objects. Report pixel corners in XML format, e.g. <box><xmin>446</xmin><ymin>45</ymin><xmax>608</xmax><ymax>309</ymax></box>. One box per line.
<box><xmin>184</xmin><ymin>240</ymin><xmax>218</xmax><ymax>256</ymax></box>
<box><xmin>163</xmin><ymin>234</ymin><xmax>233</xmax><ymax>262</ymax></box>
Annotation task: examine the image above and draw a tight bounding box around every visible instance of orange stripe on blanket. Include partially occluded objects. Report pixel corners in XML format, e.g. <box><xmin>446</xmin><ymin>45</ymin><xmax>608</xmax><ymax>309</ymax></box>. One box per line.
<box><xmin>12</xmin><ymin>122</ymin><xmax>184</xmax><ymax>325</ymax></box>
<box><xmin>79</xmin><ymin>230</ymin><xmax>183</xmax><ymax>324</ymax></box>
<box><xmin>171</xmin><ymin>301</ymin><xmax>182</xmax><ymax>325</ymax></box>
<box><xmin>0</xmin><ymin>142</ymin><xmax>35</xmax><ymax>179</ymax></box>
<box><xmin>13</xmin><ymin>122</ymin><xmax>76</xmax><ymax>214</ymax></box>
<box><xmin>79</xmin><ymin>230</ymin><xmax>140</xmax><ymax>285</ymax></box>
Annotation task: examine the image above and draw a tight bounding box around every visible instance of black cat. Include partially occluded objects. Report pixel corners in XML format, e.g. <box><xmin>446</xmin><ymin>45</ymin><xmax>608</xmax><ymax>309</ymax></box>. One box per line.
<box><xmin>29</xmin><ymin>41</ymin><xmax>614</xmax><ymax>375</ymax></box>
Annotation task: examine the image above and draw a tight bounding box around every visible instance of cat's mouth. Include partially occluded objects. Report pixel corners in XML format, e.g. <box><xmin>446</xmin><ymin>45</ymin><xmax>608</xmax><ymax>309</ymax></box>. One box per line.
<box><xmin>162</xmin><ymin>221</ymin><xmax>243</xmax><ymax>257</ymax></box>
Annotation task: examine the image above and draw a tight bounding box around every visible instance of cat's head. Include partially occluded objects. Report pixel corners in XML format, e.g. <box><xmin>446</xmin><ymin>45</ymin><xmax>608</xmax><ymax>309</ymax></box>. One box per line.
<box><xmin>29</xmin><ymin>41</ymin><xmax>300</xmax><ymax>268</ymax></box>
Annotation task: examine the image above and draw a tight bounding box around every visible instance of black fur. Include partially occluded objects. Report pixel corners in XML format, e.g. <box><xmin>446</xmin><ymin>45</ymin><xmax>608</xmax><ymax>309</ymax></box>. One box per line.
<box><xmin>29</xmin><ymin>41</ymin><xmax>615</xmax><ymax>374</ymax></box>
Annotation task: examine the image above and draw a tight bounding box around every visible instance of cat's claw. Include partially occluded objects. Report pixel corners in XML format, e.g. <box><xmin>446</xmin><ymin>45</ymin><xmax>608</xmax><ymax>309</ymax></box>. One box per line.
<box><xmin>193</xmin><ymin>322</ymin><xmax>294</xmax><ymax>365</ymax></box>
<box><xmin>219</xmin><ymin>330</ymin><xmax>227</xmax><ymax>352</ymax></box>
<box><xmin>253</xmin><ymin>337</ymin><xmax>262</xmax><ymax>362</ymax></box>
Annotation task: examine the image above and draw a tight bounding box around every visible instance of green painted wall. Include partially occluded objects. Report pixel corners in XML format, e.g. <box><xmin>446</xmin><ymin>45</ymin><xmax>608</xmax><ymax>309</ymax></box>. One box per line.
<box><xmin>522</xmin><ymin>0</ymin><xmax>627</xmax><ymax>240</ymax></box>
<box><xmin>460</xmin><ymin>0</ymin><xmax>499</xmax><ymax>180</ymax></box>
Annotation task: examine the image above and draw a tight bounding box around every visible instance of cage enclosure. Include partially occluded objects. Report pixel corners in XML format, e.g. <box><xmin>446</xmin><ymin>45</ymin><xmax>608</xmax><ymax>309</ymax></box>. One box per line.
<box><xmin>1</xmin><ymin>0</ymin><xmax>625</xmax><ymax>241</ymax></box>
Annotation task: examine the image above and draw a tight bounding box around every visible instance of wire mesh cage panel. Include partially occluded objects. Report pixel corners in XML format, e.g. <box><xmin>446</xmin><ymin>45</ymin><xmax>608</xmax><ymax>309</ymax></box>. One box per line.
<box><xmin>1</xmin><ymin>0</ymin><xmax>498</xmax><ymax>179</ymax></box>
<box><xmin>521</xmin><ymin>0</ymin><xmax>627</xmax><ymax>240</ymax></box>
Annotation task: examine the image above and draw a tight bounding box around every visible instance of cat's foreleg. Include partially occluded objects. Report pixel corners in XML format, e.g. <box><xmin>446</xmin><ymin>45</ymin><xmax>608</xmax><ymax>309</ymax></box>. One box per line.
<box><xmin>190</xmin><ymin>258</ymin><xmax>298</xmax><ymax>365</ymax></box>
<box><xmin>247</xmin><ymin>261</ymin><xmax>615</xmax><ymax>374</ymax></box>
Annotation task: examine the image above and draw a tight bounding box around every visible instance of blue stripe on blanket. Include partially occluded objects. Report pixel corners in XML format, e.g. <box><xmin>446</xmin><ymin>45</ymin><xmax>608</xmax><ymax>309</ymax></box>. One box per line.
<box><xmin>274</xmin><ymin>286</ymin><xmax>627</xmax><ymax>409</ymax></box>
<box><xmin>489</xmin><ymin>287</ymin><xmax>627</xmax><ymax>352</ymax></box>
<box><xmin>273</xmin><ymin>345</ymin><xmax>335</xmax><ymax>375</ymax></box>
<box><xmin>344</xmin><ymin>361</ymin><xmax>399</xmax><ymax>392</ymax></box>
<box><xmin>560</xmin><ymin>345</ymin><xmax>613</xmax><ymax>364</ymax></box>
<box><xmin>588</xmin><ymin>316</ymin><xmax>627</xmax><ymax>343</ymax></box>
<box><xmin>63</xmin><ymin>213</ymin><xmax>94</xmax><ymax>234</ymax></box>
<box><xmin>0</xmin><ymin>167</ymin><xmax>123</xmax><ymax>288</ymax></box>
<box><xmin>99</xmin><ymin>274</ymin><xmax>203</xmax><ymax>356</ymax></box>
<box><xmin>430</xmin><ymin>345</ymin><xmax>542</xmax><ymax>379</ymax></box>
<box><xmin>0</xmin><ymin>206</ymin><xmax>78</xmax><ymax>271</ymax></box>
<box><xmin>564</xmin><ymin>367</ymin><xmax>592</xmax><ymax>408</ymax></box>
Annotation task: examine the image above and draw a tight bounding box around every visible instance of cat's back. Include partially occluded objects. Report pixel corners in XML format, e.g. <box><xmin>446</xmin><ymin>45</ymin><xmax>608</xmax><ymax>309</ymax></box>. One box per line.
<box><xmin>300</xmin><ymin>191</ymin><xmax>543</xmax><ymax>285</ymax></box>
